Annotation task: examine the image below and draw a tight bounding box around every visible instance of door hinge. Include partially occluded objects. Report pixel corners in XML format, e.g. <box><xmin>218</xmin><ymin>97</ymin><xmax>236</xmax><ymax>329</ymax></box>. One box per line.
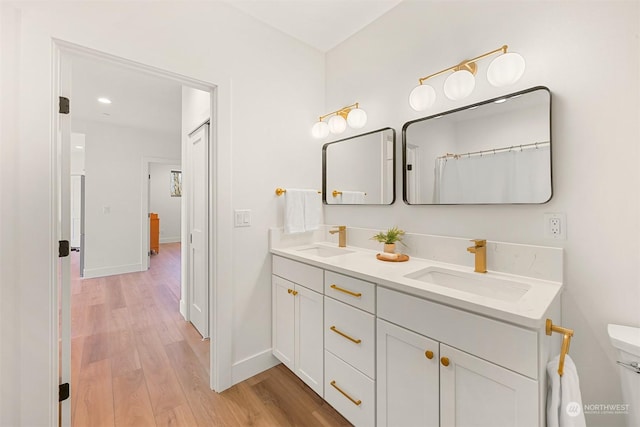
<box><xmin>407</xmin><ymin>164</ymin><xmax>413</xmax><ymax>171</ymax></box>
<box><xmin>59</xmin><ymin>383</ymin><xmax>70</xmax><ymax>402</ymax></box>
<box><xmin>58</xmin><ymin>240</ymin><xmax>70</xmax><ymax>258</ymax></box>
<box><xmin>59</xmin><ymin>97</ymin><xmax>70</xmax><ymax>115</ymax></box>
<box><xmin>190</xmin><ymin>233</ymin><xmax>193</xmax><ymax>244</ymax></box>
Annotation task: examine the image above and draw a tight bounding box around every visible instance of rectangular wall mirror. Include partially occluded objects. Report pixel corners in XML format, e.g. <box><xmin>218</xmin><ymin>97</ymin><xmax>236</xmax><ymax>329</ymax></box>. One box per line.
<box><xmin>323</xmin><ymin>127</ymin><xmax>396</xmax><ymax>205</ymax></box>
<box><xmin>402</xmin><ymin>86</ymin><xmax>552</xmax><ymax>205</ymax></box>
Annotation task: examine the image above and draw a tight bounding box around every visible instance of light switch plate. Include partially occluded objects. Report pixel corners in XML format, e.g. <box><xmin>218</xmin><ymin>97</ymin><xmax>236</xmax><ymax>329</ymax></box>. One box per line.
<box><xmin>234</xmin><ymin>209</ymin><xmax>251</xmax><ymax>227</ymax></box>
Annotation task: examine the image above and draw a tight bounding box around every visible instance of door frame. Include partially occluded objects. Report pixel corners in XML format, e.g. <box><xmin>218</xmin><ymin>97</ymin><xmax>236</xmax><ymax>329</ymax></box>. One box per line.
<box><xmin>51</xmin><ymin>40</ymin><xmax>234</xmax><ymax>422</ymax></box>
<box><xmin>141</xmin><ymin>157</ymin><xmax>182</xmax><ymax>272</ymax></box>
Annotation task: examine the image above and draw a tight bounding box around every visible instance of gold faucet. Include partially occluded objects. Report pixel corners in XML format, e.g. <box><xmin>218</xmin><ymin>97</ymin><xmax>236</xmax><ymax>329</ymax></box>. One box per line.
<box><xmin>467</xmin><ymin>239</ymin><xmax>487</xmax><ymax>273</ymax></box>
<box><xmin>329</xmin><ymin>225</ymin><xmax>347</xmax><ymax>248</ymax></box>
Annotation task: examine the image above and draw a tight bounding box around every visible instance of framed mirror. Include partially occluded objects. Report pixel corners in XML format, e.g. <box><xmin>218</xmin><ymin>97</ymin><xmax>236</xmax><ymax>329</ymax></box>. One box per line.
<box><xmin>402</xmin><ymin>86</ymin><xmax>552</xmax><ymax>205</ymax></box>
<box><xmin>323</xmin><ymin>127</ymin><xmax>396</xmax><ymax>205</ymax></box>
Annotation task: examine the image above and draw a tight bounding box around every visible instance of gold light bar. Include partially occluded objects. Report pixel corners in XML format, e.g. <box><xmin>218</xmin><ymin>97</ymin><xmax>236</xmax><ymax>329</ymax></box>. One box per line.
<box><xmin>318</xmin><ymin>103</ymin><xmax>360</xmax><ymax>122</ymax></box>
<box><xmin>417</xmin><ymin>45</ymin><xmax>509</xmax><ymax>84</ymax></box>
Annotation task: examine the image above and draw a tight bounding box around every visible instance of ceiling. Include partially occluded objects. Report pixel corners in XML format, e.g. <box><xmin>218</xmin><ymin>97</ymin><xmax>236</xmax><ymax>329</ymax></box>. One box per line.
<box><xmin>225</xmin><ymin>0</ymin><xmax>403</xmax><ymax>52</ymax></box>
<box><xmin>70</xmin><ymin>1</ymin><xmax>400</xmax><ymax>135</ymax></box>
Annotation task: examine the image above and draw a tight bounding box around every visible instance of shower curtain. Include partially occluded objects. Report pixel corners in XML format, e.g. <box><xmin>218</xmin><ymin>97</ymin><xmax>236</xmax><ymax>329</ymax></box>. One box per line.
<box><xmin>434</xmin><ymin>146</ymin><xmax>550</xmax><ymax>204</ymax></box>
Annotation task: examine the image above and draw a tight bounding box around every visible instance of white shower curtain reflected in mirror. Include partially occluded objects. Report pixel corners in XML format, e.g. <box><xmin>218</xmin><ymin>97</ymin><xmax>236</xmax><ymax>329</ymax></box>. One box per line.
<box><xmin>434</xmin><ymin>145</ymin><xmax>551</xmax><ymax>204</ymax></box>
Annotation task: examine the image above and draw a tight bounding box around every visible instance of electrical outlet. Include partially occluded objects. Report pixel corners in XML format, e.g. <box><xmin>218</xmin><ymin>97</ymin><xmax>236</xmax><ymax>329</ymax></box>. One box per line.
<box><xmin>544</xmin><ymin>213</ymin><xmax>566</xmax><ymax>240</ymax></box>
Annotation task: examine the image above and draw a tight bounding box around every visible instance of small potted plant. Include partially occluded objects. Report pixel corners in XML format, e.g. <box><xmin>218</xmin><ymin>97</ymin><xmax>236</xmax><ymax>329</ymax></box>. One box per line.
<box><xmin>371</xmin><ymin>226</ymin><xmax>406</xmax><ymax>253</ymax></box>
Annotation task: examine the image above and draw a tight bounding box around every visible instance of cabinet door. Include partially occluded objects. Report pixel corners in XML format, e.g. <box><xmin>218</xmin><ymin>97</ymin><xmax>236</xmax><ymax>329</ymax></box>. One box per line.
<box><xmin>377</xmin><ymin>319</ymin><xmax>439</xmax><ymax>427</ymax></box>
<box><xmin>295</xmin><ymin>284</ymin><xmax>324</xmax><ymax>397</ymax></box>
<box><xmin>440</xmin><ymin>344</ymin><xmax>538</xmax><ymax>427</ymax></box>
<box><xmin>272</xmin><ymin>276</ymin><xmax>295</xmax><ymax>371</ymax></box>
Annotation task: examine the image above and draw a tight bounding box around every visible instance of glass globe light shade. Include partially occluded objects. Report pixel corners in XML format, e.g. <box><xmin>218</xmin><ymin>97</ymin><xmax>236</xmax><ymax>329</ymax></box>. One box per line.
<box><xmin>444</xmin><ymin>70</ymin><xmax>476</xmax><ymax>100</ymax></box>
<box><xmin>311</xmin><ymin>121</ymin><xmax>329</xmax><ymax>139</ymax></box>
<box><xmin>346</xmin><ymin>108</ymin><xmax>367</xmax><ymax>129</ymax></box>
<box><xmin>328</xmin><ymin>115</ymin><xmax>347</xmax><ymax>134</ymax></box>
<box><xmin>409</xmin><ymin>84</ymin><xmax>436</xmax><ymax>111</ymax></box>
<box><xmin>487</xmin><ymin>52</ymin><xmax>526</xmax><ymax>87</ymax></box>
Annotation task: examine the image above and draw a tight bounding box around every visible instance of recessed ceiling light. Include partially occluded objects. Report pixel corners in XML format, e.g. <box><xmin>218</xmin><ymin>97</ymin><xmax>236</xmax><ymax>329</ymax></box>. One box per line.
<box><xmin>74</xmin><ymin>145</ymin><xmax>84</xmax><ymax>150</ymax></box>
<box><xmin>494</xmin><ymin>98</ymin><xmax>507</xmax><ymax>104</ymax></box>
<box><xmin>97</xmin><ymin>97</ymin><xmax>112</xmax><ymax>104</ymax></box>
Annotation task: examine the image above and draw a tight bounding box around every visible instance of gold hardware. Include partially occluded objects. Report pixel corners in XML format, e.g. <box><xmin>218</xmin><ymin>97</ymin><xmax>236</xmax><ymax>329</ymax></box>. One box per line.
<box><xmin>425</xmin><ymin>350</ymin><xmax>434</xmax><ymax>360</ymax></box>
<box><xmin>330</xmin><ymin>380</ymin><xmax>362</xmax><ymax>406</ymax></box>
<box><xmin>546</xmin><ymin>319</ymin><xmax>574</xmax><ymax>376</ymax></box>
<box><xmin>275</xmin><ymin>187</ymin><xmax>321</xmax><ymax>196</ymax></box>
<box><xmin>417</xmin><ymin>45</ymin><xmax>509</xmax><ymax>85</ymax></box>
<box><xmin>291</xmin><ymin>290</ymin><xmax>298</xmax><ymax>296</ymax></box>
<box><xmin>318</xmin><ymin>103</ymin><xmax>360</xmax><ymax>123</ymax></box>
<box><xmin>440</xmin><ymin>357</ymin><xmax>450</xmax><ymax>367</ymax></box>
<box><xmin>287</xmin><ymin>289</ymin><xmax>293</xmax><ymax>294</ymax></box>
<box><xmin>329</xmin><ymin>225</ymin><xmax>347</xmax><ymax>248</ymax></box>
<box><xmin>330</xmin><ymin>284</ymin><xmax>362</xmax><ymax>298</ymax></box>
<box><xmin>467</xmin><ymin>239</ymin><xmax>487</xmax><ymax>273</ymax></box>
<box><xmin>330</xmin><ymin>326</ymin><xmax>361</xmax><ymax>344</ymax></box>
<box><xmin>332</xmin><ymin>190</ymin><xmax>342</xmax><ymax>197</ymax></box>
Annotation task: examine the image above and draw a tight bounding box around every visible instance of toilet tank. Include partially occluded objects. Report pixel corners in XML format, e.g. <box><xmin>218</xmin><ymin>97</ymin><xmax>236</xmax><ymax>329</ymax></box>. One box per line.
<box><xmin>608</xmin><ymin>324</ymin><xmax>640</xmax><ymax>427</ymax></box>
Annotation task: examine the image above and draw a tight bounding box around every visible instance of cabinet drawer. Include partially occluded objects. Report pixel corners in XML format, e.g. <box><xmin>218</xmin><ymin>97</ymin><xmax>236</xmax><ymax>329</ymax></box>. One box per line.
<box><xmin>272</xmin><ymin>255</ymin><xmax>323</xmax><ymax>293</ymax></box>
<box><xmin>325</xmin><ymin>350</ymin><xmax>375</xmax><ymax>427</ymax></box>
<box><xmin>325</xmin><ymin>271</ymin><xmax>375</xmax><ymax>313</ymax></box>
<box><xmin>377</xmin><ymin>286</ymin><xmax>538</xmax><ymax>379</ymax></box>
<box><xmin>325</xmin><ymin>297</ymin><xmax>375</xmax><ymax>378</ymax></box>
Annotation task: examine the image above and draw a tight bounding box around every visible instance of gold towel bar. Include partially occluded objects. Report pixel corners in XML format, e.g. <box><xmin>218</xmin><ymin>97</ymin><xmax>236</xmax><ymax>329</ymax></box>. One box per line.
<box><xmin>332</xmin><ymin>190</ymin><xmax>367</xmax><ymax>197</ymax></box>
<box><xmin>545</xmin><ymin>318</ymin><xmax>574</xmax><ymax>377</ymax></box>
<box><xmin>275</xmin><ymin>187</ymin><xmax>321</xmax><ymax>196</ymax></box>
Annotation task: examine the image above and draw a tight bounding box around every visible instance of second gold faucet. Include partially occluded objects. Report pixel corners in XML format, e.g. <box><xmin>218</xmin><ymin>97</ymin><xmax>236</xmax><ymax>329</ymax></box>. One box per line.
<box><xmin>329</xmin><ymin>225</ymin><xmax>347</xmax><ymax>247</ymax></box>
<box><xmin>467</xmin><ymin>239</ymin><xmax>487</xmax><ymax>273</ymax></box>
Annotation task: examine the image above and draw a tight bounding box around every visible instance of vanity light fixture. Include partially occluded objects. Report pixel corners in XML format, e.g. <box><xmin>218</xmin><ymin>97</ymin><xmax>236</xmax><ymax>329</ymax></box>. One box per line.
<box><xmin>311</xmin><ymin>102</ymin><xmax>367</xmax><ymax>139</ymax></box>
<box><xmin>409</xmin><ymin>45</ymin><xmax>525</xmax><ymax>111</ymax></box>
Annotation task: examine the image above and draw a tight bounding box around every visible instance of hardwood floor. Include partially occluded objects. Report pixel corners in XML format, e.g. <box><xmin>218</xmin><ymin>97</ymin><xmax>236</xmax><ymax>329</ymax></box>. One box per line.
<box><xmin>70</xmin><ymin>243</ymin><xmax>350</xmax><ymax>426</ymax></box>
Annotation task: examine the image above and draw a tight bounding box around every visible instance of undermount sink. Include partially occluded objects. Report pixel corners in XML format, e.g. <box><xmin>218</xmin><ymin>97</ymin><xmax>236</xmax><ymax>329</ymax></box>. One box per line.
<box><xmin>404</xmin><ymin>266</ymin><xmax>531</xmax><ymax>302</ymax></box>
<box><xmin>296</xmin><ymin>245</ymin><xmax>355</xmax><ymax>258</ymax></box>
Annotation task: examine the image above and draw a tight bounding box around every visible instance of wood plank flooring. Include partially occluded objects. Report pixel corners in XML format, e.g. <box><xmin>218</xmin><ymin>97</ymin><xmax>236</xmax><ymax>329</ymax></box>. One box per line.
<box><xmin>71</xmin><ymin>243</ymin><xmax>350</xmax><ymax>426</ymax></box>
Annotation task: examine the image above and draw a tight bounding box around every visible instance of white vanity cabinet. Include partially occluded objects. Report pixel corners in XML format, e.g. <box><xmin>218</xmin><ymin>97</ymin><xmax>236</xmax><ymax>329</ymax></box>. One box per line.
<box><xmin>272</xmin><ymin>256</ymin><xmax>324</xmax><ymax>397</ymax></box>
<box><xmin>323</xmin><ymin>271</ymin><xmax>377</xmax><ymax>427</ymax></box>
<box><xmin>377</xmin><ymin>286</ymin><xmax>540</xmax><ymax>427</ymax></box>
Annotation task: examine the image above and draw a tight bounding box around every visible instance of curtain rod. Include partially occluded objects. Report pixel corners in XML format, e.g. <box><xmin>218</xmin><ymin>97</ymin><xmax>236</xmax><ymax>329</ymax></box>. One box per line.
<box><xmin>437</xmin><ymin>141</ymin><xmax>550</xmax><ymax>160</ymax></box>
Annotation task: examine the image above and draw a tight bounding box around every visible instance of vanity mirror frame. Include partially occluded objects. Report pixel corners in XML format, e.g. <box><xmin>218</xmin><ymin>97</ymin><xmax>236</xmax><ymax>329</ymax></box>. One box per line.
<box><xmin>402</xmin><ymin>86</ymin><xmax>553</xmax><ymax>205</ymax></box>
<box><xmin>322</xmin><ymin>127</ymin><xmax>396</xmax><ymax>205</ymax></box>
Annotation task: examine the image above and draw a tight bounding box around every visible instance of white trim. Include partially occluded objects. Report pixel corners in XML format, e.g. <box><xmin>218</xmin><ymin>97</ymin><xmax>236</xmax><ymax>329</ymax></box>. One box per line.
<box><xmin>51</xmin><ymin>40</ymin><xmax>234</xmax><ymax>427</ymax></box>
<box><xmin>160</xmin><ymin>236</ymin><xmax>181</xmax><ymax>244</ymax></box>
<box><xmin>83</xmin><ymin>263</ymin><xmax>144</xmax><ymax>279</ymax></box>
<box><xmin>141</xmin><ymin>156</ymin><xmax>181</xmax><ymax>272</ymax></box>
<box><xmin>231</xmin><ymin>349</ymin><xmax>280</xmax><ymax>385</ymax></box>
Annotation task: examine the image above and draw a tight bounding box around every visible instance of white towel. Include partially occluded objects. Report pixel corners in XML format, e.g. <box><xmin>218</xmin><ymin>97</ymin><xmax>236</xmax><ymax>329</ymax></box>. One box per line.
<box><xmin>340</xmin><ymin>190</ymin><xmax>365</xmax><ymax>204</ymax></box>
<box><xmin>284</xmin><ymin>189</ymin><xmax>320</xmax><ymax>234</ymax></box>
<box><xmin>547</xmin><ymin>354</ymin><xmax>586</xmax><ymax>427</ymax></box>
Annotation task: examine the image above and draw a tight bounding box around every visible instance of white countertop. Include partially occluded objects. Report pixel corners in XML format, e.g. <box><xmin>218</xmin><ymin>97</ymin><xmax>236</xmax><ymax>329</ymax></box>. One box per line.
<box><xmin>271</xmin><ymin>242</ymin><xmax>563</xmax><ymax>329</ymax></box>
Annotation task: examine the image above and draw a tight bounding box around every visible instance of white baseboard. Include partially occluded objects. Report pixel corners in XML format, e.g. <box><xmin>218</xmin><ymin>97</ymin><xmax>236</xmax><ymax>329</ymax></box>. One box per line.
<box><xmin>160</xmin><ymin>236</ymin><xmax>181</xmax><ymax>244</ymax></box>
<box><xmin>83</xmin><ymin>263</ymin><xmax>143</xmax><ymax>279</ymax></box>
<box><xmin>179</xmin><ymin>299</ymin><xmax>187</xmax><ymax>320</ymax></box>
<box><xmin>231</xmin><ymin>349</ymin><xmax>280</xmax><ymax>385</ymax></box>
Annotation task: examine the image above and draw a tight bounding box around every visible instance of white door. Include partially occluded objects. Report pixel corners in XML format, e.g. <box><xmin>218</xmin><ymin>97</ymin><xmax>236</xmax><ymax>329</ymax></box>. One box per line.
<box><xmin>56</xmin><ymin>53</ymin><xmax>72</xmax><ymax>427</ymax></box>
<box><xmin>70</xmin><ymin>175</ymin><xmax>82</xmax><ymax>248</ymax></box>
<box><xmin>271</xmin><ymin>276</ymin><xmax>295</xmax><ymax>370</ymax></box>
<box><xmin>294</xmin><ymin>284</ymin><xmax>324</xmax><ymax>397</ymax></box>
<box><xmin>188</xmin><ymin>123</ymin><xmax>209</xmax><ymax>337</ymax></box>
<box><xmin>440</xmin><ymin>344</ymin><xmax>538</xmax><ymax>427</ymax></box>
<box><xmin>377</xmin><ymin>319</ymin><xmax>439</xmax><ymax>427</ymax></box>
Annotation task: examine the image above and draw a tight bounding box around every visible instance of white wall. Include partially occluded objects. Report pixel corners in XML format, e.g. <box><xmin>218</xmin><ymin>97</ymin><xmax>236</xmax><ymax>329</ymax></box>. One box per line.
<box><xmin>325</xmin><ymin>2</ymin><xmax>639</xmax><ymax>426</ymax></box>
<box><xmin>72</xmin><ymin>119</ymin><xmax>180</xmax><ymax>278</ymax></box>
<box><xmin>149</xmin><ymin>162</ymin><xmax>182</xmax><ymax>243</ymax></box>
<box><xmin>0</xmin><ymin>2</ymin><xmax>324</xmax><ymax>424</ymax></box>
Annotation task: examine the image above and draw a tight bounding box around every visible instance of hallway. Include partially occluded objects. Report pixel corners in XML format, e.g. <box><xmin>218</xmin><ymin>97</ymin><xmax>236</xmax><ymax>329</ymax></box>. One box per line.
<box><xmin>70</xmin><ymin>243</ymin><xmax>349</xmax><ymax>426</ymax></box>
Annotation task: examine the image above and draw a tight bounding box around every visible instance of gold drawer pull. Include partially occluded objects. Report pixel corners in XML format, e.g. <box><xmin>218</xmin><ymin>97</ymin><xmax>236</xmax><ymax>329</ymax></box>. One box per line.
<box><xmin>330</xmin><ymin>326</ymin><xmax>362</xmax><ymax>344</ymax></box>
<box><xmin>425</xmin><ymin>350</ymin><xmax>434</xmax><ymax>360</ymax></box>
<box><xmin>330</xmin><ymin>284</ymin><xmax>362</xmax><ymax>298</ymax></box>
<box><xmin>330</xmin><ymin>380</ymin><xmax>362</xmax><ymax>406</ymax></box>
<box><xmin>441</xmin><ymin>357</ymin><xmax>450</xmax><ymax>367</ymax></box>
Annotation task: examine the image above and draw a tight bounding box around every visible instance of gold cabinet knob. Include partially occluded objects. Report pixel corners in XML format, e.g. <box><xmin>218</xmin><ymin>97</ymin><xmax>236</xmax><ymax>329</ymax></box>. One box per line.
<box><xmin>287</xmin><ymin>289</ymin><xmax>293</xmax><ymax>294</ymax></box>
<box><xmin>440</xmin><ymin>357</ymin><xmax>450</xmax><ymax>367</ymax></box>
<box><xmin>425</xmin><ymin>350</ymin><xmax>434</xmax><ymax>360</ymax></box>
<box><xmin>292</xmin><ymin>290</ymin><xmax>298</xmax><ymax>296</ymax></box>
